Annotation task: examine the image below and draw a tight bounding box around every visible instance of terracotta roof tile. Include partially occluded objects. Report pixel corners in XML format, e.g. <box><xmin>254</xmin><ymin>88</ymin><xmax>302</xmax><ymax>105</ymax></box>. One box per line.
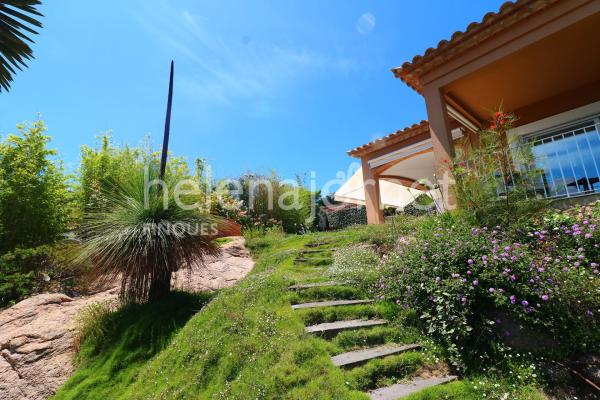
<box><xmin>348</xmin><ymin>120</ymin><xmax>429</xmax><ymax>157</ymax></box>
<box><xmin>392</xmin><ymin>0</ymin><xmax>559</xmax><ymax>93</ymax></box>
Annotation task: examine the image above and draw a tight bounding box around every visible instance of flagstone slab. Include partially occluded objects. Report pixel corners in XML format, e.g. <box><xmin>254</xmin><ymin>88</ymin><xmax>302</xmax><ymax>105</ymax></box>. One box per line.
<box><xmin>368</xmin><ymin>376</ymin><xmax>458</xmax><ymax>400</ymax></box>
<box><xmin>288</xmin><ymin>281</ymin><xmax>344</xmax><ymax>290</ymax></box>
<box><xmin>331</xmin><ymin>344</ymin><xmax>421</xmax><ymax>367</ymax></box>
<box><xmin>305</xmin><ymin>319</ymin><xmax>387</xmax><ymax>335</ymax></box>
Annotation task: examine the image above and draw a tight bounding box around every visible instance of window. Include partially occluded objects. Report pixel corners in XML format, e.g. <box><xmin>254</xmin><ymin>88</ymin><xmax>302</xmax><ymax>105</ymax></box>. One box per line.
<box><xmin>526</xmin><ymin>119</ymin><xmax>600</xmax><ymax>198</ymax></box>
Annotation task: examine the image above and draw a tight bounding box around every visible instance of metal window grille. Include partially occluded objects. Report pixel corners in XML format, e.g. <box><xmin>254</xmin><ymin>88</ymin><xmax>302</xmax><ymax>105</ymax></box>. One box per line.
<box><xmin>525</xmin><ymin>118</ymin><xmax>600</xmax><ymax>199</ymax></box>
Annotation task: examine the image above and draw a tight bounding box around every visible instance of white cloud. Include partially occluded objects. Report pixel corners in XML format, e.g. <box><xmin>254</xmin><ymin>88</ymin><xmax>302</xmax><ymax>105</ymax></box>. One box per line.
<box><xmin>134</xmin><ymin>3</ymin><xmax>357</xmax><ymax>107</ymax></box>
<box><xmin>357</xmin><ymin>12</ymin><xmax>376</xmax><ymax>35</ymax></box>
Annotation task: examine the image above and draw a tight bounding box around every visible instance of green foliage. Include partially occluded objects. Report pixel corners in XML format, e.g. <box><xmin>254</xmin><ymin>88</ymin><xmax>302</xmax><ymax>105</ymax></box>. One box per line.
<box><xmin>54</xmin><ymin>292</ymin><xmax>213</xmax><ymax>400</ymax></box>
<box><xmin>0</xmin><ymin>120</ymin><xmax>71</xmax><ymax>307</ymax></box>
<box><xmin>0</xmin><ymin>245</ymin><xmax>53</xmax><ymax>308</ymax></box>
<box><xmin>323</xmin><ymin>205</ymin><xmax>367</xmax><ymax>230</ymax></box>
<box><xmin>78</xmin><ymin>135</ymin><xmax>142</xmax><ymax>213</ymax></box>
<box><xmin>345</xmin><ymin>210</ymin><xmax>599</xmax><ymax>368</ymax></box>
<box><xmin>58</xmin><ymin>228</ymin><xmax>395</xmax><ymax>399</ymax></box>
<box><xmin>451</xmin><ymin>111</ymin><xmax>547</xmax><ymax>228</ymax></box>
<box><xmin>403</xmin><ymin>379</ymin><xmax>546</xmax><ymax>400</ymax></box>
<box><xmin>0</xmin><ymin>1</ymin><xmax>43</xmax><ymax>91</ymax></box>
<box><xmin>234</xmin><ymin>172</ymin><xmax>317</xmax><ymax>234</ymax></box>
<box><xmin>0</xmin><ymin>120</ymin><xmax>71</xmax><ymax>251</ymax></box>
<box><xmin>345</xmin><ymin>352</ymin><xmax>426</xmax><ymax>391</ymax></box>
<box><xmin>55</xmin><ymin>225</ymin><xmax>554</xmax><ymax>399</ymax></box>
<box><xmin>73</xmin><ymin>301</ymin><xmax>118</xmax><ymax>352</ymax></box>
<box><xmin>329</xmin><ymin>246</ymin><xmax>382</xmax><ymax>292</ymax></box>
<box><xmin>0</xmin><ymin>257</ymin><xmax>35</xmax><ymax>308</ymax></box>
<box><xmin>77</xmin><ymin>134</ymin><xmax>196</xmax><ymax>216</ymax></box>
<box><xmin>403</xmin><ymin>194</ymin><xmax>435</xmax><ymax>217</ymax></box>
<box><xmin>76</xmin><ymin>166</ymin><xmax>237</xmax><ymax>304</ymax></box>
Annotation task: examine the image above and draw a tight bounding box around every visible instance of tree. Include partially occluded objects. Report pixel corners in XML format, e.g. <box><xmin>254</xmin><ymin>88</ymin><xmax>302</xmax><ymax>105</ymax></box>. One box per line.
<box><xmin>0</xmin><ymin>0</ymin><xmax>43</xmax><ymax>91</ymax></box>
<box><xmin>78</xmin><ymin>134</ymin><xmax>142</xmax><ymax>213</ymax></box>
<box><xmin>0</xmin><ymin>119</ymin><xmax>70</xmax><ymax>251</ymax></box>
<box><xmin>77</xmin><ymin>167</ymin><xmax>239</xmax><ymax>303</ymax></box>
<box><xmin>78</xmin><ymin>134</ymin><xmax>196</xmax><ymax>216</ymax></box>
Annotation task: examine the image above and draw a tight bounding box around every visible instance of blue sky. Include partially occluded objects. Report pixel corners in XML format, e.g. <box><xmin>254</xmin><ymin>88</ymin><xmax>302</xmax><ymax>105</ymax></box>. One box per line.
<box><xmin>0</xmin><ymin>0</ymin><xmax>504</xmax><ymax>192</ymax></box>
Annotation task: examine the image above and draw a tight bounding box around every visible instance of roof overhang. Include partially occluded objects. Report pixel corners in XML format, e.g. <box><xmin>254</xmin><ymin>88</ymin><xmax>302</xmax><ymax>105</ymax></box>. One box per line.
<box><xmin>347</xmin><ymin>121</ymin><xmax>429</xmax><ymax>158</ymax></box>
<box><xmin>391</xmin><ymin>0</ymin><xmax>564</xmax><ymax>94</ymax></box>
<box><xmin>392</xmin><ymin>0</ymin><xmax>600</xmax><ymax>125</ymax></box>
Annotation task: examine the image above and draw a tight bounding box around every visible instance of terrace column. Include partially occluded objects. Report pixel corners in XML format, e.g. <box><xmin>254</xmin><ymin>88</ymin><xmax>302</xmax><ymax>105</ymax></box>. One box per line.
<box><xmin>362</xmin><ymin>158</ymin><xmax>384</xmax><ymax>224</ymax></box>
<box><xmin>423</xmin><ymin>86</ymin><xmax>456</xmax><ymax>210</ymax></box>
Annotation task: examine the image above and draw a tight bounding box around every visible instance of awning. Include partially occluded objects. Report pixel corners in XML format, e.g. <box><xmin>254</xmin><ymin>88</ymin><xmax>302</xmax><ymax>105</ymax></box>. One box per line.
<box><xmin>334</xmin><ymin>167</ymin><xmax>429</xmax><ymax>209</ymax></box>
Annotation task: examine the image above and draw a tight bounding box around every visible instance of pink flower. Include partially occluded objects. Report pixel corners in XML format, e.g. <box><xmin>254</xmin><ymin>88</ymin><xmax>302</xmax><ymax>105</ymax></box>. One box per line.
<box><xmin>541</xmin><ymin>294</ymin><xmax>549</xmax><ymax>302</ymax></box>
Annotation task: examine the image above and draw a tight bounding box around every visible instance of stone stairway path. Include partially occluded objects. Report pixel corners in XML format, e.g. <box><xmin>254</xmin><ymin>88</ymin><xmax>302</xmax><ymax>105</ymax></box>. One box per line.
<box><xmin>290</xmin><ymin>242</ymin><xmax>458</xmax><ymax>399</ymax></box>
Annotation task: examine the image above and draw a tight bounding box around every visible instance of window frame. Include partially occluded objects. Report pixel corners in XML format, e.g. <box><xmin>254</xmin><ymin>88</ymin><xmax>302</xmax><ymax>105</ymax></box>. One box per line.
<box><xmin>521</xmin><ymin>115</ymin><xmax>600</xmax><ymax>199</ymax></box>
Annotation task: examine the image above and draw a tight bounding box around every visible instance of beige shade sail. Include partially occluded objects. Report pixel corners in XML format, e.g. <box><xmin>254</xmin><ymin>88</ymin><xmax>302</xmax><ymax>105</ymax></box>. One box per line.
<box><xmin>334</xmin><ymin>167</ymin><xmax>430</xmax><ymax>209</ymax></box>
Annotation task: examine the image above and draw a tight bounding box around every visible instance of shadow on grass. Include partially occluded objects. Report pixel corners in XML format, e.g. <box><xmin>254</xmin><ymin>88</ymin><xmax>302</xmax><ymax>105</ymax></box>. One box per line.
<box><xmin>53</xmin><ymin>291</ymin><xmax>214</xmax><ymax>400</ymax></box>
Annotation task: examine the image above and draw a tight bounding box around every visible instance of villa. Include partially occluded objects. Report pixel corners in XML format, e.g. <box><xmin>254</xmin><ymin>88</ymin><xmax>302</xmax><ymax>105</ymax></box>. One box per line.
<box><xmin>336</xmin><ymin>0</ymin><xmax>600</xmax><ymax>224</ymax></box>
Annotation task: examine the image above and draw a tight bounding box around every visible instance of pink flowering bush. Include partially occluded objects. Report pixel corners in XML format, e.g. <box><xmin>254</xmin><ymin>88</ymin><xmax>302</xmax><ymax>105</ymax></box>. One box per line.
<box><xmin>372</xmin><ymin>204</ymin><xmax>599</xmax><ymax>367</ymax></box>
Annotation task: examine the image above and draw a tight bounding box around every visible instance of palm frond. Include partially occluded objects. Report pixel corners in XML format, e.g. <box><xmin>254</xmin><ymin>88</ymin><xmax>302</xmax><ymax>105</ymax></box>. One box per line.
<box><xmin>0</xmin><ymin>0</ymin><xmax>43</xmax><ymax>91</ymax></box>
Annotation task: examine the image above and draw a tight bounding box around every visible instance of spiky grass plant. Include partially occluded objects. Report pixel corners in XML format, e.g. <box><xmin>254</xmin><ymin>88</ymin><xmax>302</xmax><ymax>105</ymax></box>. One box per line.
<box><xmin>77</xmin><ymin>167</ymin><xmax>239</xmax><ymax>303</ymax></box>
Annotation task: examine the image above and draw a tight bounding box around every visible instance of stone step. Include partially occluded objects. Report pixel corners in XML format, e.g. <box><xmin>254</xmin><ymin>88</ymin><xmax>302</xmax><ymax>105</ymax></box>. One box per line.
<box><xmin>331</xmin><ymin>344</ymin><xmax>421</xmax><ymax>367</ymax></box>
<box><xmin>294</xmin><ymin>257</ymin><xmax>332</xmax><ymax>262</ymax></box>
<box><xmin>306</xmin><ymin>319</ymin><xmax>388</xmax><ymax>335</ymax></box>
<box><xmin>299</xmin><ymin>249</ymin><xmax>333</xmax><ymax>254</ymax></box>
<box><xmin>288</xmin><ymin>281</ymin><xmax>345</xmax><ymax>290</ymax></box>
<box><xmin>292</xmin><ymin>299</ymin><xmax>373</xmax><ymax>310</ymax></box>
<box><xmin>368</xmin><ymin>376</ymin><xmax>458</xmax><ymax>400</ymax></box>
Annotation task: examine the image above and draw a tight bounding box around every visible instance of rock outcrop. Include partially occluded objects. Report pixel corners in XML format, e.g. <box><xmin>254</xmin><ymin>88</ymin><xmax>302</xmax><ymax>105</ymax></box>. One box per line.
<box><xmin>0</xmin><ymin>290</ymin><xmax>117</xmax><ymax>400</ymax></box>
<box><xmin>0</xmin><ymin>237</ymin><xmax>254</xmax><ymax>400</ymax></box>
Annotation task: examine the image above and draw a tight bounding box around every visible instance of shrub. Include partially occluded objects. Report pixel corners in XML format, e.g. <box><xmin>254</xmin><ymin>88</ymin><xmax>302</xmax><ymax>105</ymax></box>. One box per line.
<box><xmin>402</xmin><ymin>194</ymin><xmax>435</xmax><ymax>217</ymax></box>
<box><xmin>0</xmin><ymin>261</ymin><xmax>34</xmax><ymax>308</ymax></box>
<box><xmin>337</xmin><ymin>206</ymin><xmax>599</xmax><ymax>368</ymax></box>
<box><xmin>235</xmin><ymin>173</ymin><xmax>317</xmax><ymax>234</ymax></box>
<box><xmin>450</xmin><ymin>111</ymin><xmax>547</xmax><ymax>228</ymax></box>
<box><xmin>322</xmin><ymin>204</ymin><xmax>367</xmax><ymax>230</ymax></box>
<box><xmin>0</xmin><ymin>246</ymin><xmax>52</xmax><ymax>308</ymax></box>
<box><xmin>381</xmin><ymin>218</ymin><xmax>598</xmax><ymax>366</ymax></box>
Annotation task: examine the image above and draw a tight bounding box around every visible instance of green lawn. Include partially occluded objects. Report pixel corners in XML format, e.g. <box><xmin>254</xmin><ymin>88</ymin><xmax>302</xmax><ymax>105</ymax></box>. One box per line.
<box><xmin>54</xmin><ymin>225</ymin><xmax>550</xmax><ymax>400</ymax></box>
